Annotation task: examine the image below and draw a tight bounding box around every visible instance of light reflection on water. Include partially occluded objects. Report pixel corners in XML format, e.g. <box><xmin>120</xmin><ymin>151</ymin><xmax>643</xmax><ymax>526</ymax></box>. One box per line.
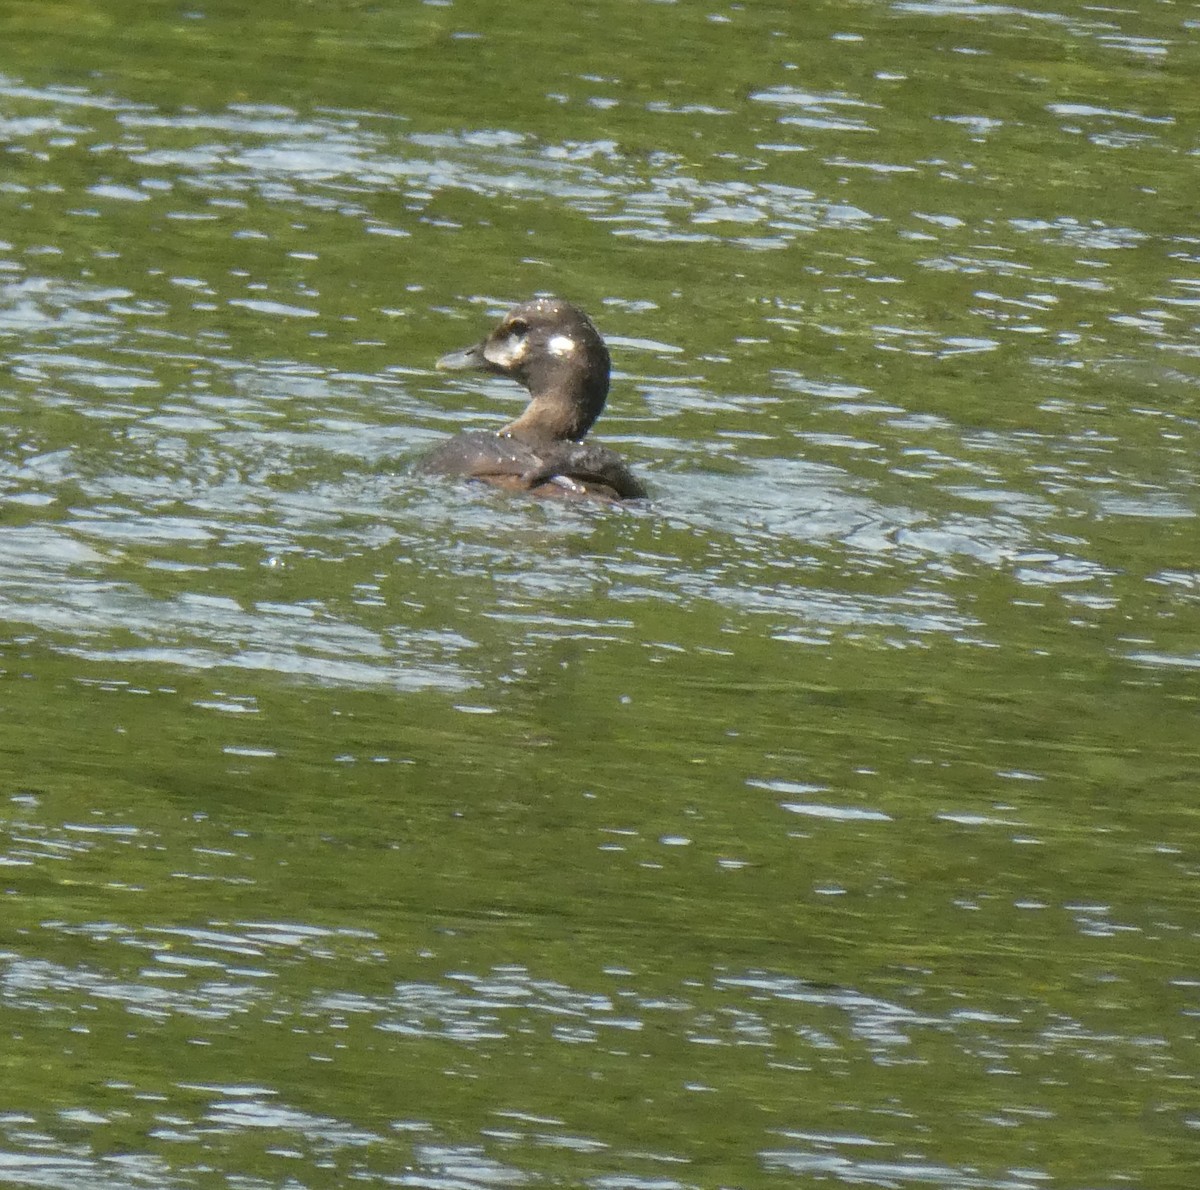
<box><xmin>6</xmin><ymin>921</ymin><xmax>1181</xmax><ymax>1186</ymax></box>
<box><xmin>2</xmin><ymin>2</ymin><xmax>1199</xmax><ymax>1186</ymax></box>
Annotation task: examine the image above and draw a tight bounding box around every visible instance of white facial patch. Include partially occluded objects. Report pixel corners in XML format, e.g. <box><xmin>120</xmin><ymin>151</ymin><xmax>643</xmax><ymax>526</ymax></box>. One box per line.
<box><xmin>483</xmin><ymin>330</ymin><xmax>529</xmax><ymax>368</ymax></box>
<box><xmin>547</xmin><ymin>334</ymin><xmax>577</xmax><ymax>357</ymax></box>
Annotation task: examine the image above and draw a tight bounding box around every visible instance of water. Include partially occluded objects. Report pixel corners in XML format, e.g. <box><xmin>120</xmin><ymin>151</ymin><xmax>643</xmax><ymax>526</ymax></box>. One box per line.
<box><xmin>1</xmin><ymin>1</ymin><xmax>1198</xmax><ymax>1186</ymax></box>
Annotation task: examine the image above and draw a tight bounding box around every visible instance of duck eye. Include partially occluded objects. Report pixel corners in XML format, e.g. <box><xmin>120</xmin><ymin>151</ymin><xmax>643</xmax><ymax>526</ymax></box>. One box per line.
<box><xmin>482</xmin><ymin>317</ymin><xmax>533</xmax><ymax>368</ymax></box>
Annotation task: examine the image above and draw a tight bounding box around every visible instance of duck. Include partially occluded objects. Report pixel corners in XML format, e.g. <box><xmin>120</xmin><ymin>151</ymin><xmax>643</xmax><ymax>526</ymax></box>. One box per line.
<box><xmin>419</xmin><ymin>298</ymin><xmax>647</xmax><ymax>500</ymax></box>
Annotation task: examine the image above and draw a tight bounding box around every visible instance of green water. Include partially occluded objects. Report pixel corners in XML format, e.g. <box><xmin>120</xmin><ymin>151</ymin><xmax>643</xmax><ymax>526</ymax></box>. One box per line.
<box><xmin>1</xmin><ymin>0</ymin><xmax>1198</xmax><ymax>1186</ymax></box>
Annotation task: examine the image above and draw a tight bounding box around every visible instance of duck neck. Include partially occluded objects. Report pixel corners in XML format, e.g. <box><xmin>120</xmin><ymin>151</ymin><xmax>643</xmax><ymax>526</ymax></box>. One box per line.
<box><xmin>501</xmin><ymin>385</ymin><xmax>602</xmax><ymax>443</ymax></box>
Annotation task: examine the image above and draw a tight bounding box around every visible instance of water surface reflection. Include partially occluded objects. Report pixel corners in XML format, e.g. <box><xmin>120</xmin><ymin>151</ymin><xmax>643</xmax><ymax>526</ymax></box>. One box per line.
<box><xmin>2</xmin><ymin>1</ymin><xmax>1199</xmax><ymax>1186</ymax></box>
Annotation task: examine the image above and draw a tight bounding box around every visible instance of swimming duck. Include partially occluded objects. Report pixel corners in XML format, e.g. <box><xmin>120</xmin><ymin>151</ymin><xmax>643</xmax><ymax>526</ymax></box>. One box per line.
<box><xmin>420</xmin><ymin>298</ymin><xmax>647</xmax><ymax>500</ymax></box>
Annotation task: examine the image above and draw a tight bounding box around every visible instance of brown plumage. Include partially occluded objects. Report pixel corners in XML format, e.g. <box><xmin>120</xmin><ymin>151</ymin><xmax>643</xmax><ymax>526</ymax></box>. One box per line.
<box><xmin>420</xmin><ymin>298</ymin><xmax>646</xmax><ymax>501</ymax></box>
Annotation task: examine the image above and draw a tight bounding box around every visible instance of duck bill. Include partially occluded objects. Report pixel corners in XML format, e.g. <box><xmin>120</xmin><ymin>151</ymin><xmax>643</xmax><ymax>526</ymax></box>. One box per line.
<box><xmin>435</xmin><ymin>342</ymin><xmax>486</xmax><ymax>371</ymax></box>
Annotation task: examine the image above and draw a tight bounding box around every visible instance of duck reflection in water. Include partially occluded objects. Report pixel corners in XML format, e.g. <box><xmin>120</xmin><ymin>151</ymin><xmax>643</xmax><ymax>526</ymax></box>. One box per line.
<box><xmin>420</xmin><ymin>298</ymin><xmax>647</xmax><ymax>501</ymax></box>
